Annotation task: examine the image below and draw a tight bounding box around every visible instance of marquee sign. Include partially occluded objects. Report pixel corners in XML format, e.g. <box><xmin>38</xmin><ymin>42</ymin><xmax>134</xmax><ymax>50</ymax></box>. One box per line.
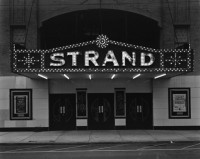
<box><xmin>11</xmin><ymin>34</ymin><xmax>193</xmax><ymax>73</ymax></box>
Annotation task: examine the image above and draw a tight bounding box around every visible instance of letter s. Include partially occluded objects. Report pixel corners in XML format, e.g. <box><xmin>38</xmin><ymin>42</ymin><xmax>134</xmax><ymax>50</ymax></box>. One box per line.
<box><xmin>50</xmin><ymin>53</ymin><xmax>65</xmax><ymax>66</ymax></box>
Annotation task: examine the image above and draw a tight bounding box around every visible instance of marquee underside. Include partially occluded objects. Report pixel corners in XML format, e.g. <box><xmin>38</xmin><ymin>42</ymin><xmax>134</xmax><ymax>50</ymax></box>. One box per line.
<box><xmin>17</xmin><ymin>72</ymin><xmax>186</xmax><ymax>80</ymax></box>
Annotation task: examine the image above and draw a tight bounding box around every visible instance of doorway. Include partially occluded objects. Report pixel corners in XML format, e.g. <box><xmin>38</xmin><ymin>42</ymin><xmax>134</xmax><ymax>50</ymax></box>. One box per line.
<box><xmin>126</xmin><ymin>93</ymin><xmax>153</xmax><ymax>129</ymax></box>
<box><xmin>88</xmin><ymin>93</ymin><xmax>114</xmax><ymax>130</ymax></box>
<box><xmin>49</xmin><ymin>94</ymin><xmax>76</xmax><ymax>130</ymax></box>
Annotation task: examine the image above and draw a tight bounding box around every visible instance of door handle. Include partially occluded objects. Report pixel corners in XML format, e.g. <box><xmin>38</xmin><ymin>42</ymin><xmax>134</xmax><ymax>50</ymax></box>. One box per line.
<box><xmin>137</xmin><ymin>105</ymin><xmax>139</xmax><ymax>113</ymax></box>
<box><xmin>137</xmin><ymin>105</ymin><xmax>143</xmax><ymax>113</ymax></box>
<box><xmin>63</xmin><ymin>106</ymin><xmax>65</xmax><ymax>114</ymax></box>
<box><xmin>98</xmin><ymin>106</ymin><xmax>103</xmax><ymax>113</ymax></box>
<box><xmin>60</xmin><ymin>106</ymin><xmax>63</xmax><ymax>114</ymax></box>
<box><xmin>140</xmin><ymin>105</ymin><xmax>142</xmax><ymax>113</ymax></box>
<box><xmin>137</xmin><ymin>105</ymin><xmax>142</xmax><ymax>113</ymax></box>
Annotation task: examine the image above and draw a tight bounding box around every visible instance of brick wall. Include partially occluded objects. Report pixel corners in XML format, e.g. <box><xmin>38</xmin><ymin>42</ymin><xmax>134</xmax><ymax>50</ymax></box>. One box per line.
<box><xmin>0</xmin><ymin>0</ymin><xmax>11</xmax><ymax>75</ymax></box>
<box><xmin>0</xmin><ymin>0</ymin><xmax>38</xmax><ymax>76</ymax></box>
<box><xmin>190</xmin><ymin>0</ymin><xmax>200</xmax><ymax>72</ymax></box>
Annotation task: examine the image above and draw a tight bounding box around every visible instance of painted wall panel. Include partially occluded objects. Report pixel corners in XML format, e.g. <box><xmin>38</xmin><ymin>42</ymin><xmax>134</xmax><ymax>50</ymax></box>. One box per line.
<box><xmin>153</xmin><ymin>75</ymin><xmax>200</xmax><ymax>127</ymax></box>
<box><xmin>0</xmin><ymin>76</ymin><xmax>49</xmax><ymax>128</ymax></box>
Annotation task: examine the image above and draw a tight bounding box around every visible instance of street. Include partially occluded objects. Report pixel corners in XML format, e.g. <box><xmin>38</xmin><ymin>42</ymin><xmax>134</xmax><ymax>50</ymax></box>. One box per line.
<box><xmin>0</xmin><ymin>142</ymin><xmax>200</xmax><ymax>159</ymax></box>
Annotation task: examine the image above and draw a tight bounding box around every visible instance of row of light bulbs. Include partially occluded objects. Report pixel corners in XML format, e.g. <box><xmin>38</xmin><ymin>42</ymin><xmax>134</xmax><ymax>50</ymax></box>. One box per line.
<box><xmin>13</xmin><ymin>39</ymin><xmax>191</xmax><ymax>53</ymax></box>
<box><xmin>14</xmin><ymin>46</ymin><xmax>190</xmax><ymax>54</ymax></box>
<box><xmin>12</xmin><ymin>51</ymin><xmax>192</xmax><ymax>73</ymax></box>
<box><xmin>13</xmin><ymin>67</ymin><xmax>189</xmax><ymax>73</ymax></box>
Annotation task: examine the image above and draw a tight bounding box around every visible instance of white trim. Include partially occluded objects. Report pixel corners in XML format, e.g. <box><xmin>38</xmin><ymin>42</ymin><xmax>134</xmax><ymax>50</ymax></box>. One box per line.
<box><xmin>76</xmin><ymin>119</ymin><xmax>87</xmax><ymax>127</ymax></box>
<box><xmin>115</xmin><ymin>118</ymin><xmax>126</xmax><ymax>126</ymax></box>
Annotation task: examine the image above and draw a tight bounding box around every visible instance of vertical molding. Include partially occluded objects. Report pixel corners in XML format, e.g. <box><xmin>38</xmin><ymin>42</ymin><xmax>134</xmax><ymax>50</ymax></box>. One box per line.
<box><xmin>36</xmin><ymin>0</ymin><xmax>39</xmax><ymax>49</ymax></box>
<box><xmin>10</xmin><ymin>0</ymin><xmax>26</xmax><ymax>49</ymax></box>
<box><xmin>174</xmin><ymin>0</ymin><xmax>190</xmax><ymax>25</ymax></box>
<box><xmin>10</xmin><ymin>0</ymin><xmax>26</xmax><ymax>25</ymax></box>
<box><xmin>173</xmin><ymin>0</ymin><xmax>190</xmax><ymax>48</ymax></box>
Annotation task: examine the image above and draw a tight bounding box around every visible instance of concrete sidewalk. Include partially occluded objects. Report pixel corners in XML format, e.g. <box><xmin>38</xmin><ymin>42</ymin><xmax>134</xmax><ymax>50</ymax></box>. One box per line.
<box><xmin>0</xmin><ymin>130</ymin><xmax>200</xmax><ymax>144</ymax></box>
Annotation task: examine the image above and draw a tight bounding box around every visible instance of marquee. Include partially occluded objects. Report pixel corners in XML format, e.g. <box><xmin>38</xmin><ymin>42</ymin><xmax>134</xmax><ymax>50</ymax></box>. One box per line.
<box><xmin>11</xmin><ymin>34</ymin><xmax>193</xmax><ymax>73</ymax></box>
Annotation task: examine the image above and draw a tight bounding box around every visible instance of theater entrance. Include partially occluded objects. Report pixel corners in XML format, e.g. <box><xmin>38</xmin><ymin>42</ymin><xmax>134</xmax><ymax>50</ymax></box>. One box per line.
<box><xmin>88</xmin><ymin>93</ymin><xmax>114</xmax><ymax>130</ymax></box>
<box><xmin>126</xmin><ymin>93</ymin><xmax>153</xmax><ymax>129</ymax></box>
<box><xmin>49</xmin><ymin>94</ymin><xmax>76</xmax><ymax>130</ymax></box>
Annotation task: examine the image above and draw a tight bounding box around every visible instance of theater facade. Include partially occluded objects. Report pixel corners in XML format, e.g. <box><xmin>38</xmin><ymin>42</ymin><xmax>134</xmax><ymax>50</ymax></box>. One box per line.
<box><xmin>0</xmin><ymin>0</ymin><xmax>199</xmax><ymax>130</ymax></box>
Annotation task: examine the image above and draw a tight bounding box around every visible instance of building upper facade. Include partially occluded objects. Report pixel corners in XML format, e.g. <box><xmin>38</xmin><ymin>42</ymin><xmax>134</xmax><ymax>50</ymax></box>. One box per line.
<box><xmin>0</xmin><ymin>0</ymin><xmax>199</xmax><ymax>75</ymax></box>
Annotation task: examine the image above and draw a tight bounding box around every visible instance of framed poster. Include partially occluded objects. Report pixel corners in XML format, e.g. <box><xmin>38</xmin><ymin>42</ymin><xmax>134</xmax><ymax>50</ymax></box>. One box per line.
<box><xmin>76</xmin><ymin>89</ymin><xmax>87</xmax><ymax>118</ymax></box>
<box><xmin>115</xmin><ymin>88</ymin><xmax>126</xmax><ymax>117</ymax></box>
<box><xmin>168</xmin><ymin>88</ymin><xmax>191</xmax><ymax>119</ymax></box>
<box><xmin>10</xmin><ymin>89</ymin><xmax>32</xmax><ymax>120</ymax></box>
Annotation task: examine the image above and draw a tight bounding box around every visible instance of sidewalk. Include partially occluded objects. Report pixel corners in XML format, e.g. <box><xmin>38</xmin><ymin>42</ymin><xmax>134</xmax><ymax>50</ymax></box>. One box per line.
<box><xmin>0</xmin><ymin>130</ymin><xmax>200</xmax><ymax>144</ymax></box>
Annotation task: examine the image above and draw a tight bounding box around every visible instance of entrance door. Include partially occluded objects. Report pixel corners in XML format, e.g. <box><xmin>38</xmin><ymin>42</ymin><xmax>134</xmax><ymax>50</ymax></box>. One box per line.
<box><xmin>88</xmin><ymin>93</ymin><xmax>114</xmax><ymax>130</ymax></box>
<box><xmin>49</xmin><ymin>94</ymin><xmax>76</xmax><ymax>130</ymax></box>
<box><xmin>126</xmin><ymin>93</ymin><xmax>152</xmax><ymax>129</ymax></box>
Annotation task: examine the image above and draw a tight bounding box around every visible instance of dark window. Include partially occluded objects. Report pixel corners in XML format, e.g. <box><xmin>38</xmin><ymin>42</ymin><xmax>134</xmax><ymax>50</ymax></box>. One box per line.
<box><xmin>40</xmin><ymin>9</ymin><xmax>160</xmax><ymax>49</ymax></box>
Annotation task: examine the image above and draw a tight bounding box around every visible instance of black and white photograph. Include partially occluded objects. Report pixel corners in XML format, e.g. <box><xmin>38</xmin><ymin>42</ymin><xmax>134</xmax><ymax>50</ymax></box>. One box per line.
<box><xmin>0</xmin><ymin>0</ymin><xmax>200</xmax><ymax>159</ymax></box>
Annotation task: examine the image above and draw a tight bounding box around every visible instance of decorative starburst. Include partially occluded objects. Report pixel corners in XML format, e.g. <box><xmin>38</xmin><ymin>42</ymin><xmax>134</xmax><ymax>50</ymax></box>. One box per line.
<box><xmin>96</xmin><ymin>34</ymin><xmax>109</xmax><ymax>48</ymax></box>
<box><xmin>18</xmin><ymin>54</ymin><xmax>40</xmax><ymax>68</ymax></box>
<box><xmin>165</xmin><ymin>53</ymin><xmax>187</xmax><ymax>67</ymax></box>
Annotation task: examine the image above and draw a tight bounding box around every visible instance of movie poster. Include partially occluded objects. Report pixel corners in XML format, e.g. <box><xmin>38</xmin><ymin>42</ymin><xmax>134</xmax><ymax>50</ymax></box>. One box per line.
<box><xmin>169</xmin><ymin>88</ymin><xmax>190</xmax><ymax>119</ymax></box>
<box><xmin>10</xmin><ymin>89</ymin><xmax>32</xmax><ymax>120</ymax></box>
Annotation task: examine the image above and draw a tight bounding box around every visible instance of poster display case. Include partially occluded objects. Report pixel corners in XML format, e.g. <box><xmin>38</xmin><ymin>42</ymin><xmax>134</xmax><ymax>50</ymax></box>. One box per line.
<box><xmin>10</xmin><ymin>89</ymin><xmax>32</xmax><ymax>120</ymax></box>
<box><xmin>168</xmin><ymin>88</ymin><xmax>191</xmax><ymax>119</ymax></box>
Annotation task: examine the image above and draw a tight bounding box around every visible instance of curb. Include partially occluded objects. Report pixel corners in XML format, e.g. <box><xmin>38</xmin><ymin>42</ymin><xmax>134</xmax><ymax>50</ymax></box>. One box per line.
<box><xmin>0</xmin><ymin>140</ymin><xmax>196</xmax><ymax>145</ymax></box>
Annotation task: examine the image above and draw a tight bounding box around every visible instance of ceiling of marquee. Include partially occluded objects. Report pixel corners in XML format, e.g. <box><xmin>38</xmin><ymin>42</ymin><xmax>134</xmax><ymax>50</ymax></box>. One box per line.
<box><xmin>18</xmin><ymin>72</ymin><xmax>184</xmax><ymax>80</ymax></box>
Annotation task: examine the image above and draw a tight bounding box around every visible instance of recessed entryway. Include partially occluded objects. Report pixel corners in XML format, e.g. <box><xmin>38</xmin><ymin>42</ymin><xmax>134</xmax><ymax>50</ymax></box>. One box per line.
<box><xmin>126</xmin><ymin>93</ymin><xmax>153</xmax><ymax>129</ymax></box>
<box><xmin>88</xmin><ymin>93</ymin><xmax>114</xmax><ymax>130</ymax></box>
<box><xmin>49</xmin><ymin>94</ymin><xmax>76</xmax><ymax>130</ymax></box>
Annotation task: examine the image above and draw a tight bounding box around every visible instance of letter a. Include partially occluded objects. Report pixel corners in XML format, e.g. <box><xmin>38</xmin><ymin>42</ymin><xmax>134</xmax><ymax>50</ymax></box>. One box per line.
<box><xmin>102</xmin><ymin>50</ymin><xmax>119</xmax><ymax>66</ymax></box>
